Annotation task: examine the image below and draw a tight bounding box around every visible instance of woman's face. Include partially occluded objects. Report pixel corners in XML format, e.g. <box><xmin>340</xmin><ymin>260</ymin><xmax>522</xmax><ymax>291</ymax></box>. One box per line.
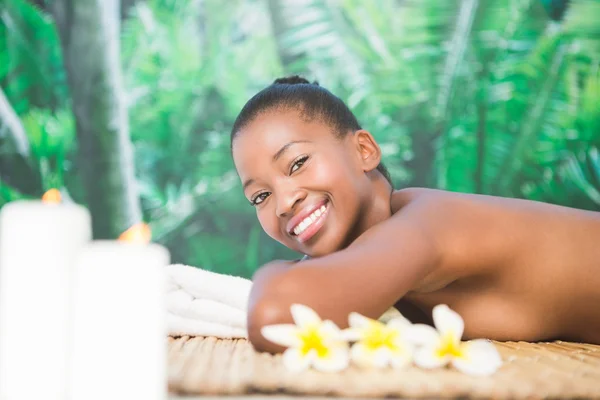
<box><xmin>232</xmin><ymin>109</ymin><xmax>372</xmax><ymax>257</ymax></box>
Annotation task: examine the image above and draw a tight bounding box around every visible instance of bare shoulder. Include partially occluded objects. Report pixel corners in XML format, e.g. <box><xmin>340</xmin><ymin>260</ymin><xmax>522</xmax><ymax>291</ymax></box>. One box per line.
<box><xmin>390</xmin><ymin>188</ymin><xmax>600</xmax><ymax>343</ymax></box>
<box><xmin>392</xmin><ymin>187</ymin><xmax>600</xmax><ymax>235</ymax></box>
<box><xmin>391</xmin><ymin>187</ymin><xmax>473</xmax><ymax>212</ymax></box>
<box><xmin>391</xmin><ymin>187</ymin><xmax>600</xmax><ymax>278</ymax></box>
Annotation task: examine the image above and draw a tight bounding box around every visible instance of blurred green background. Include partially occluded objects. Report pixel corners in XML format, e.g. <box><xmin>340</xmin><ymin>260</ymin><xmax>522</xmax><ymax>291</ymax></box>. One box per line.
<box><xmin>1</xmin><ymin>0</ymin><xmax>599</xmax><ymax>278</ymax></box>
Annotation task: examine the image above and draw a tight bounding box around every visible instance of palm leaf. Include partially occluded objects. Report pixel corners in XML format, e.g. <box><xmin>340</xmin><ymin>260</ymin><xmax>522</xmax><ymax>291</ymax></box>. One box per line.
<box><xmin>0</xmin><ymin>177</ymin><xmax>29</xmax><ymax>207</ymax></box>
<box><xmin>493</xmin><ymin>33</ymin><xmax>566</xmax><ymax>194</ymax></box>
<box><xmin>437</xmin><ymin>0</ymin><xmax>546</xmax><ymax>191</ymax></box>
<box><xmin>432</xmin><ymin>0</ymin><xmax>479</xmax><ymax>122</ymax></box>
<box><xmin>0</xmin><ymin>0</ymin><xmax>66</xmax><ymax>112</ymax></box>
<box><xmin>561</xmin><ymin>148</ymin><xmax>600</xmax><ymax>206</ymax></box>
<box><xmin>486</xmin><ymin>0</ymin><xmax>600</xmax><ymax>198</ymax></box>
<box><xmin>0</xmin><ymin>85</ymin><xmax>29</xmax><ymax>156</ymax></box>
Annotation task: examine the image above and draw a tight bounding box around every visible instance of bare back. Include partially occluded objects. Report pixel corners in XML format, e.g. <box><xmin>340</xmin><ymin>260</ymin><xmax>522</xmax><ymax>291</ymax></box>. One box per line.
<box><xmin>391</xmin><ymin>188</ymin><xmax>600</xmax><ymax>344</ymax></box>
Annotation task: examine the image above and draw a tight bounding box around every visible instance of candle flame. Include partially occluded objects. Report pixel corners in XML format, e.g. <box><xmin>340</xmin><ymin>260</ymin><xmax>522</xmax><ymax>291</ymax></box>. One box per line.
<box><xmin>42</xmin><ymin>189</ymin><xmax>62</xmax><ymax>204</ymax></box>
<box><xmin>118</xmin><ymin>223</ymin><xmax>152</xmax><ymax>244</ymax></box>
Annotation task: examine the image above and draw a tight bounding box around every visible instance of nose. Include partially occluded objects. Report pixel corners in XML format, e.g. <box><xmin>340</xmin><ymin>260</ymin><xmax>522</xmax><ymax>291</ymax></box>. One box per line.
<box><xmin>275</xmin><ymin>185</ymin><xmax>306</xmax><ymax>218</ymax></box>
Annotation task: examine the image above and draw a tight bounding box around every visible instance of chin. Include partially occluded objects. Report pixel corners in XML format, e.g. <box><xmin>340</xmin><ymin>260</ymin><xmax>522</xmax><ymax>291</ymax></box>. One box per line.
<box><xmin>304</xmin><ymin>247</ymin><xmax>331</xmax><ymax>259</ymax></box>
<box><xmin>302</xmin><ymin>230</ymin><xmax>350</xmax><ymax>258</ymax></box>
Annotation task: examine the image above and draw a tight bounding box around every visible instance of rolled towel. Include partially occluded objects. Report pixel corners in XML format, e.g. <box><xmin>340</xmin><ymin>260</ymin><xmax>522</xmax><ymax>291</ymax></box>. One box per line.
<box><xmin>166</xmin><ymin>264</ymin><xmax>252</xmax><ymax>310</ymax></box>
<box><xmin>166</xmin><ymin>289</ymin><xmax>246</xmax><ymax>328</ymax></box>
<box><xmin>167</xmin><ymin>314</ymin><xmax>247</xmax><ymax>339</ymax></box>
<box><xmin>165</xmin><ymin>264</ymin><xmax>253</xmax><ymax>338</ymax></box>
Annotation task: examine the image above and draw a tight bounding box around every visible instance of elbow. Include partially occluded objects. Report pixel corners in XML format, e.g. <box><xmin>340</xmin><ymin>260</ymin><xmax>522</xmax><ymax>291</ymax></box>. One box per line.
<box><xmin>247</xmin><ymin>298</ymin><xmax>291</xmax><ymax>354</ymax></box>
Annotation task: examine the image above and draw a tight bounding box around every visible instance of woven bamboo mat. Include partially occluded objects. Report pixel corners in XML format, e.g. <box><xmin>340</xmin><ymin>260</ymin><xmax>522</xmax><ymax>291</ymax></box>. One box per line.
<box><xmin>168</xmin><ymin>336</ymin><xmax>600</xmax><ymax>399</ymax></box>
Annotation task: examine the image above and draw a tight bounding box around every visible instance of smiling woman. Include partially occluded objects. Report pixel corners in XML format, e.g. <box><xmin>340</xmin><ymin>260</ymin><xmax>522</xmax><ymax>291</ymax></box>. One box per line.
<box><xmin>231</xmin><ymin>76</ymin><xmax>393</xmax><ymax>257</ymax></box>
<box><xmin>230</xmin><ymin>76</ymin><xmax>600</xmax><ymax>354</ymax></box>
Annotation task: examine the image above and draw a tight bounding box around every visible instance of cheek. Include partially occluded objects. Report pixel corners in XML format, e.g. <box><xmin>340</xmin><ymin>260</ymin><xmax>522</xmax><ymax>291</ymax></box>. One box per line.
<box><xmin>309</xmin><ymin>154</ymin><xmax>361</xmax><ymax>195</ymax></box>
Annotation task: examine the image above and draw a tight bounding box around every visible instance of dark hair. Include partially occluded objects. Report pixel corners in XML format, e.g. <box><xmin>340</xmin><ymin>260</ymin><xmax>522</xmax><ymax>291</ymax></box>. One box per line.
<box><xmin>230</xmin><ymin>75</ymin><xmax>392</xmax><ymax>185</ymax></box>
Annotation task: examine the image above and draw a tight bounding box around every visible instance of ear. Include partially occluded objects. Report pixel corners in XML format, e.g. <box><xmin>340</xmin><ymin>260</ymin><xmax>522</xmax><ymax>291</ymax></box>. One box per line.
<box><xmin>353</xmin><ymin>130</ymin><xmax>382</xmax><ymax>172</ymax></box>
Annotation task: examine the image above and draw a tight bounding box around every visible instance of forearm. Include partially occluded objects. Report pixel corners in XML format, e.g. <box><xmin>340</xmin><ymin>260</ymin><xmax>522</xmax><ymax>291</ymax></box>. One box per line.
<box><xmin>247</xmin><ymin>202</ymin><xmax>440</xmax><ymax>353</ymax></box>
<box><xmin>262</xmin><ymin>249</ymin><xmax>416</xmax><ymax>327</ymax></box>
<box><xmin>247</xmin><ymin>251</ymin><xmax>417</xmax><ymax>353</ymax></box>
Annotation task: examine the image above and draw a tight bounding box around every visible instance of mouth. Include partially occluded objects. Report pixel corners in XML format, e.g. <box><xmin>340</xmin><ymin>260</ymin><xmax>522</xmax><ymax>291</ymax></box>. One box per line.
<box><xmin>288</xmin><ymin>200</ymin><xmax>330</xmax><ymax>244</ymax></box>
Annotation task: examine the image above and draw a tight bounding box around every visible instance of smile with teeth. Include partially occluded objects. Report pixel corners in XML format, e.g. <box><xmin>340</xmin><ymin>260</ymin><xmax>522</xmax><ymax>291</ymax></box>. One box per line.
<box><xmin>292</xmin><ymin>204</ymin><xmax>327</xmax><ymax>236</ymax></box>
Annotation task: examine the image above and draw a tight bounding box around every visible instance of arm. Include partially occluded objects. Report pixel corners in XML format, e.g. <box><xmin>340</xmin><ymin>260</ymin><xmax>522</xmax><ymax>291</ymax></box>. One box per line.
<box><xmin>247</xmin><ymin>199</ymin><xmax>442</xmax><ymax>353</ymax></box>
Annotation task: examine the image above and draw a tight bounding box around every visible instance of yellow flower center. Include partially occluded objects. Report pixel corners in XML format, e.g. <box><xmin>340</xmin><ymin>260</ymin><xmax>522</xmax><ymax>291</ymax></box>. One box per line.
<box><xmin>436</xmin><ymin>332</ymin><xmax>464</xmax><ymax>358</ymax></box>
<box><xmin>363</xmin><ymin>322</ymin><xmax>400</xmax><ymax>351</ymax></box>
<box><xmin>298</xmin><ymin>326</ymin><xmax>331</xmax><ymax>358</ymax></box>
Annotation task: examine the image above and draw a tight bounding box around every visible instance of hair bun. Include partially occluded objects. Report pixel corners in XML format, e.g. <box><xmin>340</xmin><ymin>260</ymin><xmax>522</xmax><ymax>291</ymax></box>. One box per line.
<box><xmin>273</xmin><ymin>75</ymin><xmax>319</xmax><ymax>86</ymax></box>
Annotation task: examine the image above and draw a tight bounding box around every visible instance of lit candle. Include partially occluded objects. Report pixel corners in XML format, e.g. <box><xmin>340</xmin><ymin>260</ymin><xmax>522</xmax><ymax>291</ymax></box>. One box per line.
<box><xmin>70</xmin><ymin>223</ymin><xmax>169</xmax><ymax>400</ymax></box>
<box><xmin>0</xmin><ymin>189</ymin><xmax>92</xmax><ymax>400</ymax></box>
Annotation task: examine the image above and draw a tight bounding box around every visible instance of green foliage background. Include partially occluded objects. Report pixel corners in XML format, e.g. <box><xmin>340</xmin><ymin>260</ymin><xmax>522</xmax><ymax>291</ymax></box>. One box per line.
<box><xmin>1</xmin><ymin>0</ymin><xmax>599</xmax><ymax>278</ymax></box>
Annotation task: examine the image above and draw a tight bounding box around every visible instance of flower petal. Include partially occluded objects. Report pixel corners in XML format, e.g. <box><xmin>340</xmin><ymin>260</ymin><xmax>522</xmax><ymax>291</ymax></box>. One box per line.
<box><xmin>290</xmin><ymin>303</ymin><xmax>321</xmax><ymax>328</ymax></box>
<box><xmin>341</xmin><ymin>327</ymin><xmax>362</xmax><ymax>342</ymax></box>
<box><xmin>414</xmin><ymin>345</ymin><xmax>451</xmax><ymax>369</ymax></box>
<box><xmin>372</xmin><ymin>347</ymin><xmax>393</xmax><ymax>368</ymax></box>
<box><xmin>261</xmin><ymin>324</ymin><xmax>300</xmax><ymax>347</ymax></box>
<box><xmin>350</xmin><ymin>342</ymin><xmax>381</xmax><ymax>368</ymax></box>
<box><xmin>432</xmin><ymin>304</ymin><xmax>464</xmax><ymax>341</ymax></box>
<box><xmin>451</xmin><ymin>339</ymin><xmax>502</xmax><ymax>376</ymax></box>
<box><xmin>387</xmin><ymin>314</ymin><xmax>412</xmax><ymax>330</ymax></box>
<box><xmin>348</xmin><ymin>312</ymin><xmax>372</xmax><ymax>328</ymax></box>
<box><xmin>405</xmin><ymin>323</ymin><xmax>440</xmax><ymax>346</ymax></box>
<box><xmin>389</xmin><ymin>344</ymin><xmax>413</xmax><ymax>369</ymax></box>
<box><xmin>282</xmin><ymin>347</ymin><xmax>312</xmax><ymax>372</ymax></box>
<box><xmin>320</xmin><ymin>319</ymin><xmax>343</xmax><ymax>337</ymax></box>
<box><xmin>312</xmin><ymin>344</ymin><xmax>350</xmax><ymax>372</ymax></box>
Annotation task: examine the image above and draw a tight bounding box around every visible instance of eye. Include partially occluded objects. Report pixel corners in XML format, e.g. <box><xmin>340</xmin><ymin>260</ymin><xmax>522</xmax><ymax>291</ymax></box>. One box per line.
<box><xmin>290</xmin><ymin>155</ymin><xmax>309</xmax><ymax>174</ymax></box>
<box><xmin>251</xmin><ymin>192</ymin><xmax>271</xmax><ymax>206</ymax></box>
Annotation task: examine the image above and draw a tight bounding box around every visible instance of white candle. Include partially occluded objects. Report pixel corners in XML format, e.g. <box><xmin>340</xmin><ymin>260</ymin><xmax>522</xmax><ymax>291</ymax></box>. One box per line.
<box><xmin>70</xmin><ymin>240</ymin><xmax>169</xmax><ymax>400</ymax></box>
<box><xmin>0</xmin><ymin>198</ymin><xmax>92</xmax><ymax>400</ymax></box>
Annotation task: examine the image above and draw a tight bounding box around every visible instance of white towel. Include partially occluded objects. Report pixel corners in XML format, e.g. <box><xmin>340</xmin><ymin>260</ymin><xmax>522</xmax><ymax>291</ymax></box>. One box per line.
<box><xmin>167</xmin><ymin>314</ymin><xmax>247</xmax><ymax>338</ymax></box>
<box><xmin>166</xmin><ymin>289</ymin><xmax>246</xmax><ymax>328</ymax></box>
<box><xmin>165</xmin><ymin>264</ymin><xmax>252</xmax><ymax>339</ymax></box>
<box><xmin>166</xmin><ymin>264</ymin><xmax>252</xmax><ymax>310</ymax></box>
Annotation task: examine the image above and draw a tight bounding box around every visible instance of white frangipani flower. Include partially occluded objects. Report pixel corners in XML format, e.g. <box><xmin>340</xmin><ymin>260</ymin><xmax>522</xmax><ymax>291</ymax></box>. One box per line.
<box><xmin>260</xmin><ymin>304</ymin><xmax>349</xmax><ymax>372</ymax></box>
<box><xmin>409</xmin><ymin>304</ymin><xmax>502</xmax><ymax>376</ymax></box>
<box><xmin>343</xmin><ymin>312</ymin><xmax>414</xmax><ymax>369</ymax></box>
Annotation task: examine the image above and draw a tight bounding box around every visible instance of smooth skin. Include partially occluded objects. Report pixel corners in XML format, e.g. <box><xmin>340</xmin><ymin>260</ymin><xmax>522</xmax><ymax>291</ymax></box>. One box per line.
<box><xmin>232</xmin><ymin>109</ymin><xmax>600</xmax><ymax>353</ymax></box>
